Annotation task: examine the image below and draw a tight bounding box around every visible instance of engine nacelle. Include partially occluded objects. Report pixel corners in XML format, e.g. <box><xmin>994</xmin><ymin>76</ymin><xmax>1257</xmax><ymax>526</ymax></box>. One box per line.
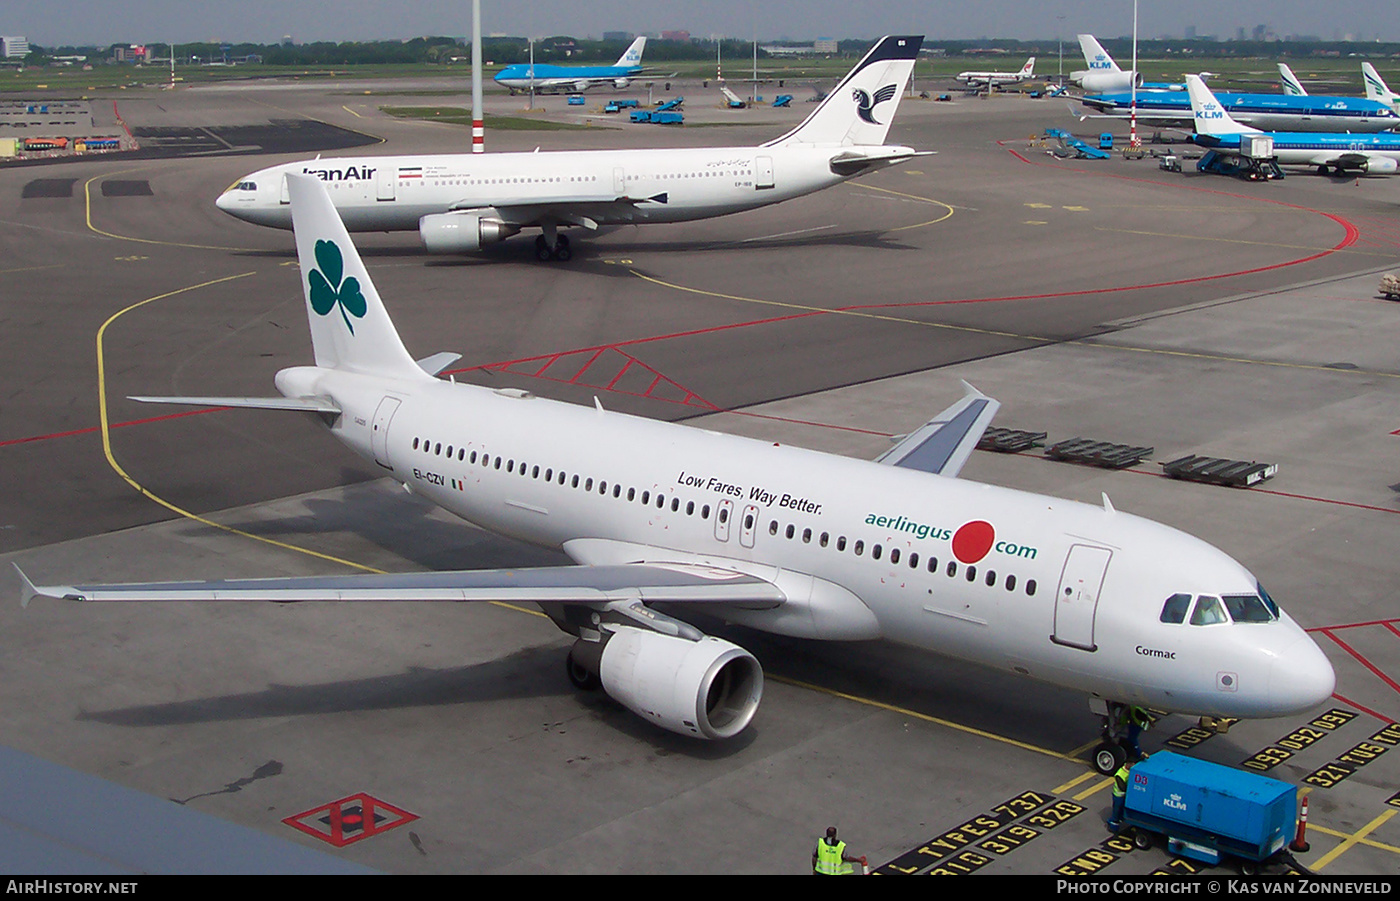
<box><xmin>598</xmin><ymin>626</ymin><xmax>763</xmax><ymax>740</ymax></box>
<box><xmin>613</xmin><ymin>78</ymin><xmax>630</xmax><ymax>90</ymax></box>
<box><xmin>574</xmin><ymin>80</ymin><xmax>590</xmax><ymax>94</ymax></box>
<box><xmin>1363</xmin><ymin>156</ymin><xmax>1399</xmax><ymax>174</ymax></box>
<box><xmin>418</xmin><ymin>212</ymin><xmax>517</xmax><ymax>254</ymax></box>
<box><xmin>1079</xmin><ymin>70</ymin><xmax>1143</xmax><ymax>94</ymax></box>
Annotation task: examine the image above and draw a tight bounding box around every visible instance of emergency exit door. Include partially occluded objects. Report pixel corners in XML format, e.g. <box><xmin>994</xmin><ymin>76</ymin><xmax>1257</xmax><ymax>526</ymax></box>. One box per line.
<box><xmin>1052</xmin><ymin>544</ymin><xmax>1112</xmax><ymax>651</ymax></box>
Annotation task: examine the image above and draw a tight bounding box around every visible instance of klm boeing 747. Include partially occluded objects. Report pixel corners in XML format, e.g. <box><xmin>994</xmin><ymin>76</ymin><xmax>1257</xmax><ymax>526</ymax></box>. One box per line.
<box><xmin>495</xmin><ymin>36</ymin><xmax>647</xmax><ymax>94</ymax></box>
<box><xmin>20</xmin><ymin>175</ymin><xmax>1336</xmax><ymax>770</ymax></box>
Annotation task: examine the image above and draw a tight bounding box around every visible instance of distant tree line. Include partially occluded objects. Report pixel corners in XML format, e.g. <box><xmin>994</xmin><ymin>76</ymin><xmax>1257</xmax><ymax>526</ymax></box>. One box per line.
<box><xmin>19</xmin><ymin>35</ymin><xmax>1400</xmax><ymax>67</ymax></box>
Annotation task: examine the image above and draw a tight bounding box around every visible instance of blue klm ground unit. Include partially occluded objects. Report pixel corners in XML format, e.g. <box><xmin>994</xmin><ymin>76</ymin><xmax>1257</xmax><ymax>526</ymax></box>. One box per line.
<box><xmin>1121</xmin><ymin>752</ymin><xmax>1298</xmax><ymax>872</ymax></box>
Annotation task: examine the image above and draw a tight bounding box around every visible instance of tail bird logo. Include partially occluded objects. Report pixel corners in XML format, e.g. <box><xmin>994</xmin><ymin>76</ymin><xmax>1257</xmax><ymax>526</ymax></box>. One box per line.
<box><xmin>853</xmin><ymin>83</ymin><xmax>899</xmax><ymax>125</ymax></box>
<box><xmin>308</xmin><ymin>240</ymin><xmax>367</xmax><ymax>335</ymax></box>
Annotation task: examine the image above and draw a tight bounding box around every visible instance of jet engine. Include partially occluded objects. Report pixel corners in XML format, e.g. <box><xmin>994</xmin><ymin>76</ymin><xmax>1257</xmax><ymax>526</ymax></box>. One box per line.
<box><xmin>596</xmin><ymin>626</ymin><xmax>763</xmax><ymax>740</ymax></box>
<box><xmin>613</xmin><ymin>78</ymin><xmax>631</xmax><ymax>90</ymax></box>
<box><xmin>1078</xmin><ymin>70</ymin><xmax>1143</xmax><ymax>94</ymax></box>
<box><xmin>1363</xmin><ymin>156</ymin><xmax>1399</xmax><ymax>174</ymax></box>
<box><xmin>418</xmin><ymin>212</ymin><xmax>518</xmax><ymax>253</ymax></box>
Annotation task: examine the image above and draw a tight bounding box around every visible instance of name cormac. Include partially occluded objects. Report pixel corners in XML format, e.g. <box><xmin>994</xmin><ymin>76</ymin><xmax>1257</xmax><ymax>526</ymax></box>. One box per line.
<box><xmin>1136</xmin><ymin>645</ymin><xmax>1176</xmax><ymax>660</ymax></box>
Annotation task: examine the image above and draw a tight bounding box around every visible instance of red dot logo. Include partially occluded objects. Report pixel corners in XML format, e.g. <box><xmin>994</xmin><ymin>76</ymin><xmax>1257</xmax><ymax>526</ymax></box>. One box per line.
<box><xmin>951</xmin><ymin>521</ymin><xmax>995</xmax><ymax>564</ymax></box>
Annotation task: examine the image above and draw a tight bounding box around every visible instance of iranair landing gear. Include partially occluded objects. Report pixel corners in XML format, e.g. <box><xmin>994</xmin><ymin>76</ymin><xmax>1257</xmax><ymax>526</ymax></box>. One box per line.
<box><xmin>534</xmin><ymin>229</ymin><xmax>573</xmax><ymax>262</ymax></box>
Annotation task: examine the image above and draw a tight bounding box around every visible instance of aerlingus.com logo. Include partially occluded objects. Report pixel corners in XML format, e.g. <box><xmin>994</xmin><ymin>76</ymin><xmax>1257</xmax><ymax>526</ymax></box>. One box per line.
<box><xmin>308</xmin><ymin>239</ymin><xmax>367</xmax><ymax>334</ymax></box>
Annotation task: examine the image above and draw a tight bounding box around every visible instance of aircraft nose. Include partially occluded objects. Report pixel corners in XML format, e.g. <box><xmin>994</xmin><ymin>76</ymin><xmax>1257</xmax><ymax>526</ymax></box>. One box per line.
<box><xmin>214</xmin><ymin>189</ymin><xmax>235</xmax><ymax>214</ymax></box>
<box><xmin>1269</xmin><ymin>635</ymin><xmax>1336</xmax><ymax>715</ymax></box>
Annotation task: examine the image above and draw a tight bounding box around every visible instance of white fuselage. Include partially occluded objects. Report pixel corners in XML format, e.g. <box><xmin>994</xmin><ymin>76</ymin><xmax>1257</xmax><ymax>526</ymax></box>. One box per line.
<box><xmin>217</xmin><ymin>145</ymin><xmax>897</xmax><ymax>233</ymax></box>
<box><xmin>276</xmin><ymin>364</ymin><xmax>1336</xmax><ymax>721</ymax></box>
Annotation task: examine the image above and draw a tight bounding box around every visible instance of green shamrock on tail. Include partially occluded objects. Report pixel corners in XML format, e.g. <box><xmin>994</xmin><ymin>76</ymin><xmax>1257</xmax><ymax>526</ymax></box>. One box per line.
<box><xmin>308</xmin><ymin>239</ymin><xmax>367</xmax><ymax>334</ymax></box>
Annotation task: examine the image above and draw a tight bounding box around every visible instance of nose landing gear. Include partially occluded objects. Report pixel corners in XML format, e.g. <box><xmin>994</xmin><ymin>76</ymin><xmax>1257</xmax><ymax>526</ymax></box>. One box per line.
<box><xmin>1090</xmin><ymin>699</ymin><xmax>1156</xmax><ymax>774</ymax></box>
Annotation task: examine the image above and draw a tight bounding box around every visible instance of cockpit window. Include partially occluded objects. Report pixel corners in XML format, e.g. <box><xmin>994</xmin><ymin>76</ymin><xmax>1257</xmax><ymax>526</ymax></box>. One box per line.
<box><xmin>1223</xmin><ymin>594</ymin><xmax>1277</xmax><ymax>623</ymax></box>
<box><xmin>238</xmin><ymin>181</ymin><xmax>257</xmax><ymax>191</ymax></box>
<box><xmin>1257</xmin><ymin>584</ymin><xmax>1280</xmax><ymax>618</ymax></box>
<box><xmin>1159</xmin><ymin>593</ymin><xmax>1192</xmax><ymax>624</ymax></box>
<box><xmin>1190</xmin><ymin>595</ymin><xmax>1228</xmax><ymax>626</ymax></box>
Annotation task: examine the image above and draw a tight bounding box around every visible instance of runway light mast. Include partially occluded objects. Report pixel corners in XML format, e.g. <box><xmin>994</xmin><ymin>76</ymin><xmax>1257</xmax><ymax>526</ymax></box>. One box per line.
<box><xmin>471</xmin><ymin>0</ymin><xmax>483</xmax><ymax>153</ymax></box>
<box><xmin>1130</xmin><ymin>0</ymin><xmax>1140</xmax><ymax>152</ymax></box>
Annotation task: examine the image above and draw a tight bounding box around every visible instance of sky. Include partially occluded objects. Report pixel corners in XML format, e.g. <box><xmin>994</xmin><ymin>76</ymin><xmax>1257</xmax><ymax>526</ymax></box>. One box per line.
<box><xmin>8</xmin><ymin>1</ymin><xmax>1400</xmax><ymax>47</ymax></box>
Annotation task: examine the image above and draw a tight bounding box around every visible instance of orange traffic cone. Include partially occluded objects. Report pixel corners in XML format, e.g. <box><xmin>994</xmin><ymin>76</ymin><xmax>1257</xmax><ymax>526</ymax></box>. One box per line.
<box><xmin>1290</xmin><ymin>795</ymin><xmax>1311</xmax><ymax>853</ymax></box>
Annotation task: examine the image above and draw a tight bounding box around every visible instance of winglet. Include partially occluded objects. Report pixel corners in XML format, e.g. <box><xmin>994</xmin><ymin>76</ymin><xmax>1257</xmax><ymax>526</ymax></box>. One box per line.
<box><xmin>874</xmin><ymin>381</ymin><xmax>1000</xmax><ymax>478</ymax></box>
<box><xmin>15</xmin><ymin>564</ymin><xmax>40</xmax><ymax>609</ymax></box>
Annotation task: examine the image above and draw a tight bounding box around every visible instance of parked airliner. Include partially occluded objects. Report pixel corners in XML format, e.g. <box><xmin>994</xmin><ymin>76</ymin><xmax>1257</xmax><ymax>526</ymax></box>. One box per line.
<box><xmin>494</xmin><ymin>36</ymin><xmax>647</xmax><ymax>94</ymax></box>
<box><xmin>216</xmin><ymin>36</ymin><xmax>927</xmax><ymax>261</ymax></box>
<box><xmin>1079</xmin><ymin>77</ymin><xmax>1398</xmax><ymax>132</ymax></box>
<box><xmin>20</xmin><ymin>175</ymin><xmax>1336</xmax><ymax>769</ymax></box>
<box><xmin>956</xmin><ymin>57</ymin><xmax>1035</xmax><ymax>89</ymax></box>
<box><xmin>1187</xmin><ymin>74</ymin><xmax>1400</xmax><ymax>175</ymax></box>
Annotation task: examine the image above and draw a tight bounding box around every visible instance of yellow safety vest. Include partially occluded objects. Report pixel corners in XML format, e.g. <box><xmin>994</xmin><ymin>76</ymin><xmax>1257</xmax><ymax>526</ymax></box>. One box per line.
<box><xmin>815</xmin><ymin>838</ymin><xmax>849</xmax><ymax>875</ymax></box>
<box><xmin>1113</xmin><ymin>765</ymin><xmax>1130</xmax><ymax>797</ymax></box>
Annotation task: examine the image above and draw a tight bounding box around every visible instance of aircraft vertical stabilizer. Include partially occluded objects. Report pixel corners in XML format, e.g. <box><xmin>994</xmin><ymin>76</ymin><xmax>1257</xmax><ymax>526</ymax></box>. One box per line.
<box><xmin>763</xmin><ymin>35</ymin><xmax>922</xmax><ymax>148</ymax></box>
<box><xmin>1278</xmin><ymin>63</ymin><xmax>1307</xmax><ymax>96</ymax></box>
<box><xmin>286</xmin><ymin>174</ymin><xmax>427</xmax><ymax>381</ymax></box>
<box><xmin>615</xmin><ymin>36</ymin><xmax>646</xmax><ymax>68</ymax></box>
<box><xmin>1185</xmin><ymin>74</ymin><xmax>1258</xmax><ymax>137</ymax></box>
<box><xmin>1363</xmin><ymin>62</ymin><xmax>1400</xmax><ymax>108</ymax></box>
<box><xmin>1078</xmin><ymin>35</ymin><xmax>1121</xmax><ymax>72</ymax></box>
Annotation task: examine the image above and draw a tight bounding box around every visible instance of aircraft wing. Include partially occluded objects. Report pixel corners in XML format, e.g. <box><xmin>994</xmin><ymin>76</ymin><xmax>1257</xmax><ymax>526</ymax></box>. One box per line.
<box><xmin>450</xmin><ymin>196</ymin><xmax>670</xmax><ymax>229</ymax></box>
<box><xmin>873</xmin><ymin>382</ymin><xmax>999</xmax><ymax>478</ymax></box>
<box><xmin>16</xmin><ymin>562</ymin><xmax>785</xmax><ymax>609</ymax></box>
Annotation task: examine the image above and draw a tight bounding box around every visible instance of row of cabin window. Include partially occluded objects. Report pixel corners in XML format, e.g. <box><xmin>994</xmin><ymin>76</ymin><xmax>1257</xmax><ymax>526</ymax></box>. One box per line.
<box><xmin>412</xmin><ymin>436</ymin><xmax>725</xmax><ymax>519</ymax></box>
<box><xmin>413</xmin><ymin>438</ymin><xmax>1039</xmax><ymax>595</ymax></box>
<box><xmin>428</xmin><ymin>176</ymin><xmax>600</xmax><ymax>186</ymax></box>
<box><xmin>767</xmin><ymin>519</ymin><xmax>1038</xmax><ymax>596</ymax></box>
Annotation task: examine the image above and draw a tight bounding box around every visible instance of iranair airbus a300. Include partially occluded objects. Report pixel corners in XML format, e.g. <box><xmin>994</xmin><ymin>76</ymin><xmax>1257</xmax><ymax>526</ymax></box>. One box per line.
<box><xmin>216</xmin><ymin>35</ymin><xmax>928</xmax><ymax>262</ymax></box>
<box><xmin>20</xmin><ymin>175</ymin><xmax>1335</xmax><ymax>769</ymax></box>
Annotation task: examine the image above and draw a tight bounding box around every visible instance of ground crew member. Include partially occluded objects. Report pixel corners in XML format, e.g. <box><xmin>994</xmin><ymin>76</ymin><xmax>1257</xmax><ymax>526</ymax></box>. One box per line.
<box><xmin>813</xmin><ymin>826</ymin><xmax>865</xmax><ymax>875</ymax></box>
<box><xmin>1108</xmin><ymin>761</ymin><xmax>1131</xmax><ymax>831</ymax></box>
<box><xmin>1116</xmin><ymin>704</ymin><xmax>1152</xmax><ymax>760</ymax></box>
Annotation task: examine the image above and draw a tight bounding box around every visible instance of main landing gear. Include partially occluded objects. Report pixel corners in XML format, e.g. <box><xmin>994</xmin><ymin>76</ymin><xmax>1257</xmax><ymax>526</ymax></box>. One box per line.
<box><xmin>535</xmin><ymin>232</ymin><xmax>573</xmax><ymax>262</ymax></box>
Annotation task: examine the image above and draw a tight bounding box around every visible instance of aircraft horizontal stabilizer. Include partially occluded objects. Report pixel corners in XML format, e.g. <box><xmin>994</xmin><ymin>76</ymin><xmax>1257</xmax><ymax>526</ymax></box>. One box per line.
<box><xmin>874</xmin><ymin>382</ymin><xmax>1000</xmax><ymax>478</ymax></box>
<box><xmin>128</xmin><ymin>395</ymin><xmax>342</xmax><ymax>414</ymax></box>
<box><xmin>829</xmin><ymin>148</ymin><xmax>933</xmax><ymax>176</ymax></box>
<box><xmin>16</xmin><ymin>562</ymin><xmax>786</xmax><ymax>607</ymax></box>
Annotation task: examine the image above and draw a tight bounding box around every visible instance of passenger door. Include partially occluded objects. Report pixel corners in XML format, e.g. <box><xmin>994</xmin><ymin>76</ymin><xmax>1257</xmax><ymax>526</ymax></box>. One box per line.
<box><xmin>1052</xmin><ymin>544</ymin><xmax>1112</xmax><ymax>651</ymax></box>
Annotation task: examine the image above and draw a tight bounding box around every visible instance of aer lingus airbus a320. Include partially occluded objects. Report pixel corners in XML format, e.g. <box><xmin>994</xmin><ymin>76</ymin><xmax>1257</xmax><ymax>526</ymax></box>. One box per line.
<box><xmin>20</xmin><ymin>176</ymin><xmax>1335</xmax><ymax>770</ymax></box>
<box><xmin>215</xmin><ymin>36</ymin><xmax>928</xmax><ymax>261</ymax></box>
